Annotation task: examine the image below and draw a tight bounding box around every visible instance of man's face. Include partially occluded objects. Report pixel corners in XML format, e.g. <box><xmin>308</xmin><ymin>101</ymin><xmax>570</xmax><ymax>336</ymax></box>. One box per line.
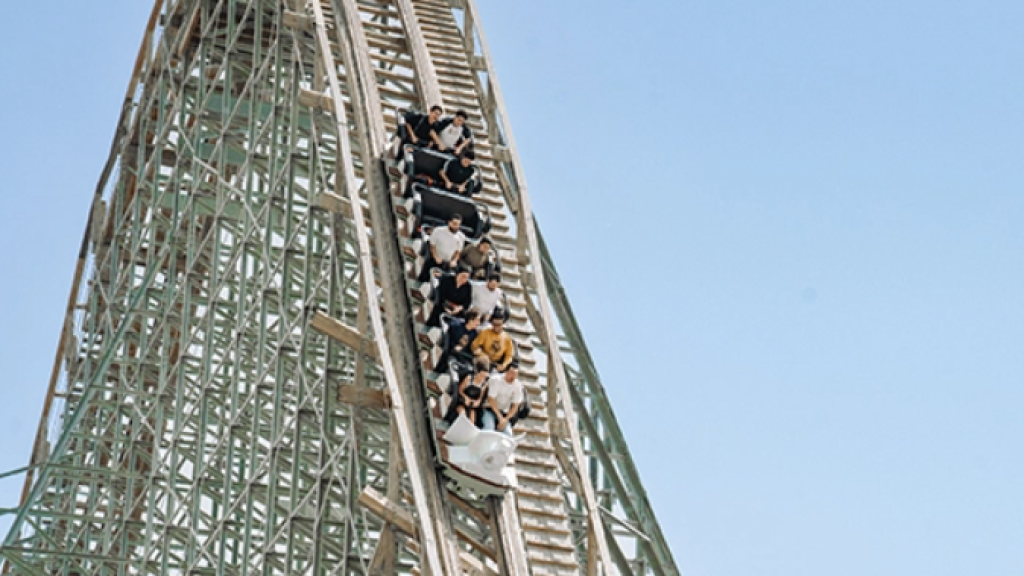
<box><xmin>504</xmin><ymin>368</ymin><xmax>518</xmax><ymax>383</ymax></box>
<box><xmin>491</xmin><ymin>319</ymin><xmax>504</xmax><ymax>333</ymax></box>
<box><xmin>454</xmin><ymin>115</ymin><xmax>465</xmax><ymax>127</ymax></box>
<box><xmin>456</xmin><ymin>272</ymin><xmax>470</xmax><ymax>286</ymax></box>
<box><xmin>460</xmin><ymin>157</ymin><xmax>472</xmax><ymax>167</ymax></box>
<box><xmin>448</xmin><ymin>219</ymin><xmax>460</xmax><ymax>232</ymax></box>
<box><xmin>466</xmin><ymin>317</ymin><xmax>480</xmax><ymax>330</ymax></box>
<box><xmin>478</xmin><ymin>242</ymin><xmax>490</xmax><ymax>254</ymax></box>
<box><xmin>487</xmin><ymin>279</ymin><xmax>499</xmax><ymax>291</ymax></box>
<box><xmin>429</xmin><ymin>109</ymin><xmax>441</xmax><ymax>122</ymax></box>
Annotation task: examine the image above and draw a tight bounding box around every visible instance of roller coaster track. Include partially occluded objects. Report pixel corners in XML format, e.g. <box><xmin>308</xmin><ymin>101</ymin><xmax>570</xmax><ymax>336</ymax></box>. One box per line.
<box><xmin>0</xmin><ymin>1</ymin><xmax>680</xmax><ymax>575</ymax></box>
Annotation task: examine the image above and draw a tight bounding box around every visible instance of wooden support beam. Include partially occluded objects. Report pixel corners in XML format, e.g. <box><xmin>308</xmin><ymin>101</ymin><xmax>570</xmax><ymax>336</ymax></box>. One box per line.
<box><xmin>369</xmin><ymin>419</ymin><xmax>403</xmax><ymax>575</ymax></box>
<box><xmin>359</xmin><ymin>486</ymin><xmax>416</xmax><ymax>535</ymax></box>
<box><xmin>316</xmin><ymin>191</ymin><xmax>353</xmax><ymax>218</ymax></box>
<box><xmin>311</xmin><ymin>311</ymin><xmax>378</xmax><ymax>360</ymax></box>
<box><xmin>491</xmin><ymin>495</ymin><xmax>532</xmax><ymax>576</ymax></box>
<box><xmin>337</xmin><ymin>385</ymin><xmax>391</xmax><ymax>410</ymax></box>
<box><xmin>446</xmin><ymin>491</ymin><xmax>491</xmax><ymax>527</ymax></box>
<box><xmin>359</xmin><ymin>487</ymin><xmax>500</xmax><ymax>576</ymax></box>
<box><xmin>282</xmin><ymin>10</ymin><xmax>314</xmax><ymax>32</ymax></box>
<box><xmin>298</xmin><ymin>88</ymin><xmax>335</xmax><ymax>113</ymax></box>
<box><xmin>395</xmin><ymin>489</ymin><xmax>496</xmax><ymax>561</ymax></box>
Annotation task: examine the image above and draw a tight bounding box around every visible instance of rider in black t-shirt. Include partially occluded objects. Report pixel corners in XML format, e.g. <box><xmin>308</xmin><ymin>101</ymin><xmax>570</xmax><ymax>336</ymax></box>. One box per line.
<box><xmin>402</xmin><ymin>105</ymin><xmax>444</xmax><ymax>152</ymax></box>
<box><xmin>445</xmin><ymin>355</ymin><xmax>491</xmax><ymax>426</ymax></box>
<box><xmin>440</xmin><ymin>151</ymin><xmax>479</xmax><ymax>196</ymax></box>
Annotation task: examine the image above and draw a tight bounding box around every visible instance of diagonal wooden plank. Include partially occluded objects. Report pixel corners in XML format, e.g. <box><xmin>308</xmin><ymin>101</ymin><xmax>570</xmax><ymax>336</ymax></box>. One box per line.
<box><xmin>311</xmin><ymin>311</ymin><xmax>378</xmax><ymax>360</ymax></box>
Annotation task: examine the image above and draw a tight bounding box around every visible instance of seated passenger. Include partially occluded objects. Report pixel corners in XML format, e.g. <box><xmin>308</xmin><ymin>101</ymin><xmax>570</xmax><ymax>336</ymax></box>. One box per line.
<box><xmin>431</xmin><ymin>110</ymin><xmax>474</xmax><ymax>156</ymax></box>
<box><xmin>426</xmin><ymin>267</ymin><xmax>472</xmax><ymax>328</ymax></box>
<box><xmin>471</xmin><ymin>316</ymin><xmax>515</xmax><ymax>372</ymax></box>
<box><xmin>402</xmin><ymin>105</ymin><xmax>444</xmax><ymax>154</ymax></box>
<box><xmin>434</xmin><ymin>310</ymin><xmax>482</xmax><ymax>373</ymax></box>
<box><xmin>417</xmin><ymin>213</ymin><xmax>466</xmax><ymax>282</ymax></box>
<box><xmin>459</xmin><ymin>237</ymin><xmax>501</xmax><ymax>281</ymax></box>
<box><xmin>440</xmin><ymin>151</ymin><xmax>479</xmax><ymax>196</ymax></box>
<box><xmin>470</xmin><ymin>273</ymin><xmax>504</xmax><ymax>323</ymax></box>
<box><xmin>482</xmin><ymin>362</ymin><xmax>525</xmax><ymax>435</ymax></box>
<box><xmin>445</xmin><ymin>355</ymin><xmax>491</xmax><ymax>426</ymax></box>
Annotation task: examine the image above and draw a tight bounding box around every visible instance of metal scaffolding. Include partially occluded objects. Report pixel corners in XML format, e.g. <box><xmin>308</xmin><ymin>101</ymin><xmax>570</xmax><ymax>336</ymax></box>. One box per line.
<box><xmin>1</xmin><ymin>1</ymin><xmax>680</xmax><ymax>575</ymax></box>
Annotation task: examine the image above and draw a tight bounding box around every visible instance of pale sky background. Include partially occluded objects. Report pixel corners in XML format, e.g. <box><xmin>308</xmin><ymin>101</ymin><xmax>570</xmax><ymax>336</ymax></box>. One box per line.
<box><xmin>1</xmin><ymin>2</ymin><xmax>1022</xmax><ymax>576</ymax></box>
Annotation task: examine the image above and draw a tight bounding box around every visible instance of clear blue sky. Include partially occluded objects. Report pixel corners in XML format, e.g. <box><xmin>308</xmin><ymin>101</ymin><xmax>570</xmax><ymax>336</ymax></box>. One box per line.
<box><xmin>1</xmin><ymin>2</ymin><xmax>1022</xmax><ymax>575</ymax></box>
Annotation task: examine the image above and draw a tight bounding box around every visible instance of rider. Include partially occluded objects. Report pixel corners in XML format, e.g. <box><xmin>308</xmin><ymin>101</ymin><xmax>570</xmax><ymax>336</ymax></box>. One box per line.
<box><xmin>471</xmin><ymin>315</ymin><xmax>515</xmax><ymax>372</ymax></box>
<box><xmin>439</xmin><ymin>150</ymin><xmax>479</xmax><ymax>196</ymax></box>
<box><xmin>459</xmin><ymin>237</ymin><xmax>501</xmax><ymax>281</ymax></box>
<box><xmin>470</xmin><ymin>273</ymin><xmax>504</xmax><ymax>323</ymax></box>
<box><xmin>431</xmin><ymin>109</ymin><xmax>474</xmax><ymax>155</ymax></box>
<box><xmin>402</xmin><ymin>105</ymin><xmax>444</xmax><ymax>153</ymax></box>
<box><xmin>425</xmin><ymin>266</ymin><xmax>472</xmax><ymax>328</ymax></box>
<box><xmin>434</xmin><ymin>310</ymin><xmax>482</xmax><ymax>373</ymax></box>
<box><xmin>482</xmin><ymin>362</ymin><xmax>525</xmax><ymax>435</ymax></box>
<box><xmin>446</xmin><ymin>355</ymin><xmax>491</xmax><ymax>426</ymax></box>
<box><xmin>418</xmin><ymin>213</ymin><xmax>466</xmax><ymax>282</ymax></box>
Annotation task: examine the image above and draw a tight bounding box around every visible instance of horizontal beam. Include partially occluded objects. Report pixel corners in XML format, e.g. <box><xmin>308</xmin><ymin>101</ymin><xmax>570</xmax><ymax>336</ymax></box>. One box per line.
<box><xmin>311</xmin><ymin>311</ymin><xmax>377</xmax><ymax>360</ymax></box>
<box><xmin>316</xmin><ymin>191</ymin><xmax>353</xmax><ymax>219</ymax></box>
<box><xmin>337</xmin><ymin>385</ymin><xmax>391</xmax><ymax>409</ymax></box>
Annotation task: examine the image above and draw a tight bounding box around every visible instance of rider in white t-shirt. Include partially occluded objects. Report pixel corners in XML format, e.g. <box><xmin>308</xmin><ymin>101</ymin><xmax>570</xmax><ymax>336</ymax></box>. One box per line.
<box><xmin>470</xmin><ymin>273</ymin><xmax>504</xmax><ymax>322</ymax></box>
<box><xmin>482</xmin><ymin>363</ymin><xmax>525</xmax><ymax>435</ymax></box>
<box><xmin>418</xmin><ymin>213</ymin><xmax>466</xmax><ymax>282</ymax></box>
<box><xmin>431</xmin><ymin>110</ymin><xmax>474</xmax><ymax>155</ymax></box>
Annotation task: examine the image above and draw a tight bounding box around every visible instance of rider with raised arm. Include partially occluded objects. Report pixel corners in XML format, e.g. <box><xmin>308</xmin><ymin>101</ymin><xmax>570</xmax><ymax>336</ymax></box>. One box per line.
<box><xmin>403</xmin><ymin>105</ymin><xmax>444</xmax><ymax>151</ymax></box>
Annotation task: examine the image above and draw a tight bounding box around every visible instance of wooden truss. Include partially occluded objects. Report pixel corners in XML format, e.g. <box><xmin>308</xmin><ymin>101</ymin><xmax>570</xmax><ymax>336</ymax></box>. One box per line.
<box><xmin>0</xmin><ymin>1</ymin><xmax>679</xmax><ymax>575</ymax></box>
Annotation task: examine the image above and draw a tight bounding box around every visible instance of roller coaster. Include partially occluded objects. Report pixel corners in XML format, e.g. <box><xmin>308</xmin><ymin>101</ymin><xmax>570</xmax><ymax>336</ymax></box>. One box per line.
<box><xmin>0</xmin><ymin>1</ymin><xmax>680</xmax><ymax>575</ymax></box>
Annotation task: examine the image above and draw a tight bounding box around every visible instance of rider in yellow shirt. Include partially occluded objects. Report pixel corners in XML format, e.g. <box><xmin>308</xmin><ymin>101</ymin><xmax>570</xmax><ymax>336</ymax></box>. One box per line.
<box><xmin>470</xmin><ymin>316</ymin><xmax>515</xmax><ymax>372</ymax></box>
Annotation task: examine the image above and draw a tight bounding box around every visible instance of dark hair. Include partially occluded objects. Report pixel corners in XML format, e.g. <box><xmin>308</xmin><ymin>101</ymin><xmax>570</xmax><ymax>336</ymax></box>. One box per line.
<box><xmin>473</xmin><ymin>355</ymin><xmax>491</xmax><ymax>373</ymax></box>
<box><xmin>448</xmin><ymin>213</ymin><xmax>463</xmax><ymax>222</ymax></box>
<box><xmin>507</xmin><ymin>359</ymin><xmax>520</xmax><ymax>370</ymax></box>
<box><xmin>464</xmin><ymin>309</ymin><xmax>480</xmax><ymax>323</ymax></box>
<box><xmin>460</xmin><ymin>150</ymin><xmax>475</xmax><ymax>161</ymax></box>
<box><xmin>478</xmin><ymin>237</ymin><xmax>492</xmax><ymax>246</ymax></box>
<box><xmin>487</xmin><ymin>273</ymin><xmax>501</xmax><ymax>283</ymax></box>
<box><xmin>455</xmin><ymin>110</ymin><xmax>468</xmax><ymax>119</ymax></box>
<box><xmin>430</xmin><ymin>105</ymin><xmax>443</xmax><ymax>113</ymax></box>
<box><xmin>455</xmin><ymin>264</ymin><xmax>471</xmax><ymax>275</ymax></box>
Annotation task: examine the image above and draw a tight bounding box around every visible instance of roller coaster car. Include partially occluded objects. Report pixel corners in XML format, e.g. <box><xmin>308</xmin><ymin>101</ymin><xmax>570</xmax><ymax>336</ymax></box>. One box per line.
<box><xmin>430</xmin><ymin>359</ymin><xmax>519</xmax><ymax>498</ymax></box>
<box><xmin>411</xmin><ymin>182</ymin><xmax>491</xmax><ymax>241</ymax></box>
<box><xmin>442</xmin><ymin>415</ymin><xmax>518</xmax><ymax>490</ymax></box>
<box><xmin>406</xmin><ymin>147</ymin><xmax>446</xmax><ymax>179</ymax></box>
<box><xmin>406</xmin><ymin>147</ymin><xmax>483</xmax><ymax>197</ymax></box>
